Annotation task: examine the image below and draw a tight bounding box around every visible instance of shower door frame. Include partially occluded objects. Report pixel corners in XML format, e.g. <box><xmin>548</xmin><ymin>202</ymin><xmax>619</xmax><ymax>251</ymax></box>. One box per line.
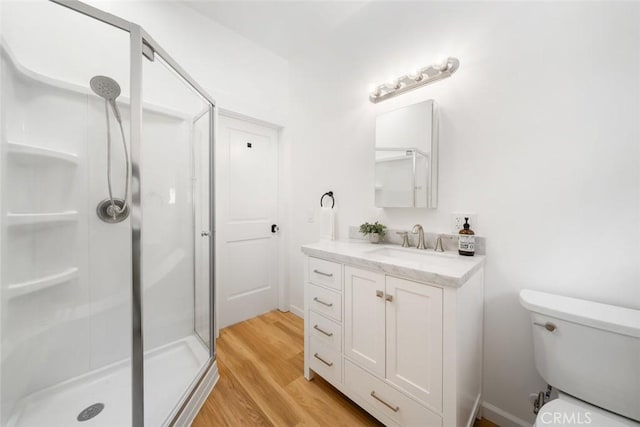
<box><xmin>49</xmin><ymin>2</ymin><xmax>217</xmax><ymax>426</ymax></box>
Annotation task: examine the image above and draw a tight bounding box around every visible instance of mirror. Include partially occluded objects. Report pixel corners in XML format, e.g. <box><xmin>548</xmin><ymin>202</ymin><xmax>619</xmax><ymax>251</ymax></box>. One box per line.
<box><xmin>375</xmin><ymin>100</ymin><xmax>438</xmax><ymax>208</ymax></box>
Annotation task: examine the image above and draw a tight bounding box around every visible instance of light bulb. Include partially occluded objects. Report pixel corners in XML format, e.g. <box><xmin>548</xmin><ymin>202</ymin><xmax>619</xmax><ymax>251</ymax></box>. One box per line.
<box><xmin>406</xmin><ymin>68</ymin><xmax>423</xmax><ymax>81</ymax></box>
<box><xmin>385</xmin><ymin>78</ymin><xmax>401</xmax><ymax>90</ymax></box>
<box><xmin>434</xmin><ymin>58</ymin><xmax>450</xmax><ymax>72</ymax></box>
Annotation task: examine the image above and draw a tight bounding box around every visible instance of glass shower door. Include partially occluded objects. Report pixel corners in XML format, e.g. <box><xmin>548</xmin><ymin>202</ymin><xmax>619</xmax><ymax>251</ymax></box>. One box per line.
<box><xmin>140</xmin><ymin>48</ymin><xmax>212</xmax><ymax>426</ymax></box>
<box><xmin>0</xmin><ymin>1</ymin><xmax>133</xmax><ymax>426</ymax></box>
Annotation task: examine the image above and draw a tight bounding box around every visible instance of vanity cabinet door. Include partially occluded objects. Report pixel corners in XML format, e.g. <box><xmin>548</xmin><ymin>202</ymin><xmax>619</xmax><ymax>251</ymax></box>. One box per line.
<box><xmin>344</xmin><ymin>266</ymin><xmax>386</xmax><ymax>378</ymax></box>
<box><xmin>385</xmin><ymin>276</ymin><xmax>443</xmax><ymax>412</ymax></box>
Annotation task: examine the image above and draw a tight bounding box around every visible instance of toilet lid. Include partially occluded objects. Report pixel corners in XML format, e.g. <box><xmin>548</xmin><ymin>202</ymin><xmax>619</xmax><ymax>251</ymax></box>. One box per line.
<box><xmin>535</xmin><ymin>394</ymin><xmax>639</xmax><ymax>427</ymax></box>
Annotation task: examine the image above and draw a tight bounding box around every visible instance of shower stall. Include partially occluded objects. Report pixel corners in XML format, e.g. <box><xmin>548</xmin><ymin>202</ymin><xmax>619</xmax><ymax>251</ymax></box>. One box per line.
<box><xmin>0</xmin><ymin>1</ymin><xmax>216</xmax><ymax>426</ymax></box>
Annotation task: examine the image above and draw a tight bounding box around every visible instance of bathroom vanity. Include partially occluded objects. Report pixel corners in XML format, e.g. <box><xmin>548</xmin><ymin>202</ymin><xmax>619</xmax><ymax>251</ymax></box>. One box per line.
<box><xmin>302</xmin><ymin>241</ymin><xmax>485</xmax><ymax>427</ymax></box>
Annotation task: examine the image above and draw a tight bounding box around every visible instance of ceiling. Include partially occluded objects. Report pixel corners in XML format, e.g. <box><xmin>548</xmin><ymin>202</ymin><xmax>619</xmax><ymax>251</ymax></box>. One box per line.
<box><xmin>182</xmin><ymin>1</ymin><xmax>369</xmax><ymax>59</ymax></box>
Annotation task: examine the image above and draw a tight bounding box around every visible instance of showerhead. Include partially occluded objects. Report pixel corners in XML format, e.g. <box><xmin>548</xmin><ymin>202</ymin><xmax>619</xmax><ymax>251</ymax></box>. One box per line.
<box><xmin>90</xmin><ymin>75</ymin><xmax>121</xmax><ymax>100</ymax></box>
<box><xmin>90</xmin><ymin>75</ymin><xmax>122</xmax><ymax>122</ymax></box>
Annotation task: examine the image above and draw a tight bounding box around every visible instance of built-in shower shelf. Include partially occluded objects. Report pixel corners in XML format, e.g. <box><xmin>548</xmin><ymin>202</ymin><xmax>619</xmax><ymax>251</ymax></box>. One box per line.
<box><xmin>7</xmin><ymin>141</ymin><xmax>78</xmax><ymax>165</ymax></box>
<box><xmin>375</xmin><ymin>154</ymin><xmax>413</xmax><ymax>163</ymax></box>
<box><xmin>7</xmin><ymin>267</ymin><xmax>79</xmax><ymax>299</ymax></box>
<box><xmin>6</xmin><ymin>211</ymin><xmax>79</xmax><ymax>227</ymax></box>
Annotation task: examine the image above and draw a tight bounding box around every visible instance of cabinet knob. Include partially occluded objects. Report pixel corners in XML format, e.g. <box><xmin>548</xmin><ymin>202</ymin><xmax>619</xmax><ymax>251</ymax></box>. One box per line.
<box><xmin>376</xmin><ymin>290</ymin><xmax>384</xmax><ymax>298</ymax></box>
<box><xmin>385</xmin><ymin>294</ymin><xmax>393</xmax><ymax>302</ymax></box>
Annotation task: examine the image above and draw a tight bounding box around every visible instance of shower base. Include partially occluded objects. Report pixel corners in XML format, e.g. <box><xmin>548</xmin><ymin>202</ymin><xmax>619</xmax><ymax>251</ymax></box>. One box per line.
<box><xmin>7</xmin><ymin>336</ymin><xmax>209</xmax><ymax>427</ymax></box>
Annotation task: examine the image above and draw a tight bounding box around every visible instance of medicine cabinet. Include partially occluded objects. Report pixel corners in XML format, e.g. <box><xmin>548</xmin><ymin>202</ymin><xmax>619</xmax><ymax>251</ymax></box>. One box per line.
<box><xmin>374</xmin><ymin>100</ymin><xmax>438</xmax><ymax>208</ymax></box>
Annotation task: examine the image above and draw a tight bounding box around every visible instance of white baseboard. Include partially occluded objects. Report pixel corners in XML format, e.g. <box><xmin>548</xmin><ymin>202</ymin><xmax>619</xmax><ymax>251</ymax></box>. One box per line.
<box><xmin>289</xmin><ymin>304</ymin><xmax>304</xmax><ymax>318</ymax></box>
<box><xmin>466</xmin><ymin>393</ymin><xmax>482</xmax><ymax>427</ymax></box>
<box><xmin>482</xmin><ymin>401</ymin><xmax>532</xmax><ymax>427</ymax></box>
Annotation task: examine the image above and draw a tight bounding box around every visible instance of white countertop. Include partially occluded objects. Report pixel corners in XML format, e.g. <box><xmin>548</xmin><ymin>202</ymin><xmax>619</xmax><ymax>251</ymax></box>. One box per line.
<box><xmin>301</xmin><ymin>240</ymin><xmax>485</xmax><ymax>288</ymax></box>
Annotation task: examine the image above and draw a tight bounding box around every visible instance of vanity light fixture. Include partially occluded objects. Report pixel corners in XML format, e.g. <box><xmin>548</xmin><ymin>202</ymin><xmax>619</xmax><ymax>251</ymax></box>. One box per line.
<box><xmin>369</xmin><ymin>57</ymin><xmax>460</xmax><ymax>103</ymax></box>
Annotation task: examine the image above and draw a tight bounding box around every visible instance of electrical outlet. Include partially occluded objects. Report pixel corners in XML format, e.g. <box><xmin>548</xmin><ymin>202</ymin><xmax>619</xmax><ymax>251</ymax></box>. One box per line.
<box><xmin>451</xmin><ymin>213</ymin><xmax>477</xmax><ymax>233</ymax></box>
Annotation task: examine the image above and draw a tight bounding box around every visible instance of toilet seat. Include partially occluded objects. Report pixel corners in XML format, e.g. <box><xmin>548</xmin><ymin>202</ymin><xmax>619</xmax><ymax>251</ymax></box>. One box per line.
<box><xmin>534</xmin><ymin>393</ymin><xmax>639</xmax><ymax>427</ymax></box>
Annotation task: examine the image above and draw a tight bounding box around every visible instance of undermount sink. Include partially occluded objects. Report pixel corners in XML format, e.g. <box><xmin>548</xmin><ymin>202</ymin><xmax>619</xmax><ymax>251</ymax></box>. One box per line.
<box><xmin>366</xmin><ymin>246</ymin><xmax>448</xmax><ymax>263</ymax></box>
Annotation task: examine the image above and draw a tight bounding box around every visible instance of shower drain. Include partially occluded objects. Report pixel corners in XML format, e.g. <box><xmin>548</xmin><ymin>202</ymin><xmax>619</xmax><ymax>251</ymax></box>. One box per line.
<box><xmin>77</xmin><ymin>403</ymin><xmax>104</xmax><ymax>422</ymax></box>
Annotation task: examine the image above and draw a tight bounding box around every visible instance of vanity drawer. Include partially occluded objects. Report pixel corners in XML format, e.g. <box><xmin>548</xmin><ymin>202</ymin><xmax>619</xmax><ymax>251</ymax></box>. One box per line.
<box><xmin>344</xmin><ymin>359</ymin><xmax>442</xmax><ymax>427</ymax></box>
<box><xmin>308</xmin><ymin>257</ymin><xmax>342</xmax><ymax>291</ymax></box>
<box><xmin>309</xmin><ymin>311</ymin><xmax>342</xmax><ymax>352</ymax></box>
<box><xmin>309</xmin><ymin>337</ymin><xmax>342</xmax><ymax>385</ymax></box>
<box><xmin>306</xmin><ymin>283</ymin><xmax>342</xmax><ymax>322</ymax></box>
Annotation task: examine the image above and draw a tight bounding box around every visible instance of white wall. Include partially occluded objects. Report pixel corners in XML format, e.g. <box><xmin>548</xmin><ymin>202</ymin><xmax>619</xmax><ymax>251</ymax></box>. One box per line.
<box><xmin>285</xmin><ymin>2</ymin><xmax>640</xmax><ymax>424</ymax></box>
<box><xmin>85</xmin><ymin>0</ymin><xmax>289</xmax><ymax>126</ymax></box>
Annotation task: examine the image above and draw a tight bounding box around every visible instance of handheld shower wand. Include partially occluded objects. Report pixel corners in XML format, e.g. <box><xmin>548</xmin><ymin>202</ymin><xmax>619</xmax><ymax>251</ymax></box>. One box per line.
<box><xmin>91</xmin><ymin>75</ymin><xmax>123</xmax><ymax>121</ymax></box>
<box><xmin>90</xmin><ymin>75</ymin><xmax>130</xmax><ymax>223</ymax></box>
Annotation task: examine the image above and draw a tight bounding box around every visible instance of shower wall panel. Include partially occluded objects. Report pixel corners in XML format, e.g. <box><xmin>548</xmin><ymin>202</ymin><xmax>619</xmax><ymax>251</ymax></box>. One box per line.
<box><xmin>141</xmin><ymin>112</ymin><xmax>195</xmax><ymax>351</ymax></box>
<box><xmin>1</xmin><ymin>51</ymin><xmax>92</xmax><ymax>422</ymax></box>
<box><xmin>0</xmin><ymin>46</ymin><xmax>197</xmax><ymax>424</ymax></box>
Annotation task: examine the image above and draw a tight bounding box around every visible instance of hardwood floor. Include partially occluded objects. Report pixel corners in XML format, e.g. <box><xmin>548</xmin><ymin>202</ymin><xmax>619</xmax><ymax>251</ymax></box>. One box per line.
<box><xmin>474</xmin><ymin>419</ymin><xmax>498</xmax><ymax>427</ymax></box>
<box><xmin>192</xmin><ymin>310</ymin><xmax>498</xmax><ymax>427</ymax></box>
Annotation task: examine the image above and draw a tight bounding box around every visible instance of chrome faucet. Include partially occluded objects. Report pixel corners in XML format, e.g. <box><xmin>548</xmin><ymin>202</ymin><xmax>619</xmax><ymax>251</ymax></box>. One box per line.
<box><xmin>411</xmin><ymin>224</ymin><xmax>427</xmax><ymax>249</ymax></box>
<box><xmin>434</xmin><ymin>234</ymin><xmax>444</xmax><ymax>252</ymax></box>
<box><xmin>396</xmin><ymin>231</ymin><xmax>410</xmax><ymax>247</ymax></box>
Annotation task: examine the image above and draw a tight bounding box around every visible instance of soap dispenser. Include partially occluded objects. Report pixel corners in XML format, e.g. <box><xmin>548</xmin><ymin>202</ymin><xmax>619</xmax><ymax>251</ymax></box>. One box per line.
<box><xmin>458</xmin><ymin>217</ymin><xmax>475</xmax><ymax>256</ymax></box>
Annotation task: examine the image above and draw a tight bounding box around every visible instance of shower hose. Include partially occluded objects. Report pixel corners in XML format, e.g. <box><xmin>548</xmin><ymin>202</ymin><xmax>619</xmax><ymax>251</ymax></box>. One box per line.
<box><xmin>104</xmin><ymin>99</ymin><xmax>130</xmax><ymax>219</ymax></box>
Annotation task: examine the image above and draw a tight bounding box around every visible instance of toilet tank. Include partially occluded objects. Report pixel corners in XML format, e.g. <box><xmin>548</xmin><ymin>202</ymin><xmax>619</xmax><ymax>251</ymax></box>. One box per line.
<box><xmin>520</xmin><ymin>290</ymin><xmax>640</xmax><ymax>422</ymax></box>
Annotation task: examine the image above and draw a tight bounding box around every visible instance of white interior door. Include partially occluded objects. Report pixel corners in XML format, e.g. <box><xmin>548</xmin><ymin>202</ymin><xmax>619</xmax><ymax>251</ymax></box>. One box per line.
<box><xmin>217</xmin><ymin>114</ymin><xmax>279</xmax><ymax>329</ymax></box>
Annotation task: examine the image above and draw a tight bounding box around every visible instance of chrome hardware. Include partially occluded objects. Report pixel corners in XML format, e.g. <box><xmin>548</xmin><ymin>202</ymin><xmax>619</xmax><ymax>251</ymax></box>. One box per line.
<box><xmin>201</xmin><ymin>231</ymin><xmax>210</xmax><ymax>237</ymax></box>
<box><xmin>534</xmin><ymin>322</ymin><xmax>557</xmax><ymax>332</ymax></box>
<box><xmin>533</xmin><ymin>385</ymin><xmax>552</xmax><ymax>414</ymax></box>
<box><xmin>313</xmin><ymin>269</ymin><xmax>333</xmax><ymax>277</ymax></box>
<box><xmin>313</xmin><ymin>325</ymin><xmax>333</xmax><ymax>337</ymax></box>
<box><xmin>370</xmin><ymin>391</ymin><xmax>399</xmax><ymax>412</ymax></box>
<box><xmin>77</xmin><ymin>402</ymin><xmax>105</xmax><ymax>421</ymax></box>
<box><xmin>376</xmin><ymin>290</ymin><xmax>384</xmax><ymax>298</ymax></box>
<box><xmin>434</xmin><ymin>235</ymin><xmax>444</xmax><ymax>252</ymax></box>
<box><xmin>396</xmin><ymin>231</ymin><xmax>410</xmax><ymax>247</ymax></box>
<box><xmin>411</xmin><ymin>224</ymin><xmax>427</xmax><ymax>249</ymax></box>
<box><xmin>96</xmin><ymin>198</ymin><xmax>129</xmax><ymax>223</ymax></box>
<box><xmin>385</xmin><ymin>294</ymin><xmax>393</xmax><ymax>302</ymax></box>
<box><xmin>313</xmin><ymin>297</ymin><xmax>333</xmax><ymax>307</ymax></box>
<box><xmin>314</xmin><ymin>353</ymin><xmax>333</xmax><ymax>367</ymax></box>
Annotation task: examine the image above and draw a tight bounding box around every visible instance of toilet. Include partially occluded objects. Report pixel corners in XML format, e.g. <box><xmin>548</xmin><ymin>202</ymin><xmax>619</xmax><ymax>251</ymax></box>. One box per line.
<box><xmin>519</xmin><ymin>290</ymin><xmax>640</xmax><ymax>426</ymax></box>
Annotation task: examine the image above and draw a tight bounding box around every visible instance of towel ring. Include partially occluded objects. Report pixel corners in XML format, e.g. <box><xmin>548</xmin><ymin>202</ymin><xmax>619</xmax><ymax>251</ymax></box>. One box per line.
<box><xmin>320</xmin><ymin>191</ymin><xmax>335</xmax><ymax>209</ymax></box>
